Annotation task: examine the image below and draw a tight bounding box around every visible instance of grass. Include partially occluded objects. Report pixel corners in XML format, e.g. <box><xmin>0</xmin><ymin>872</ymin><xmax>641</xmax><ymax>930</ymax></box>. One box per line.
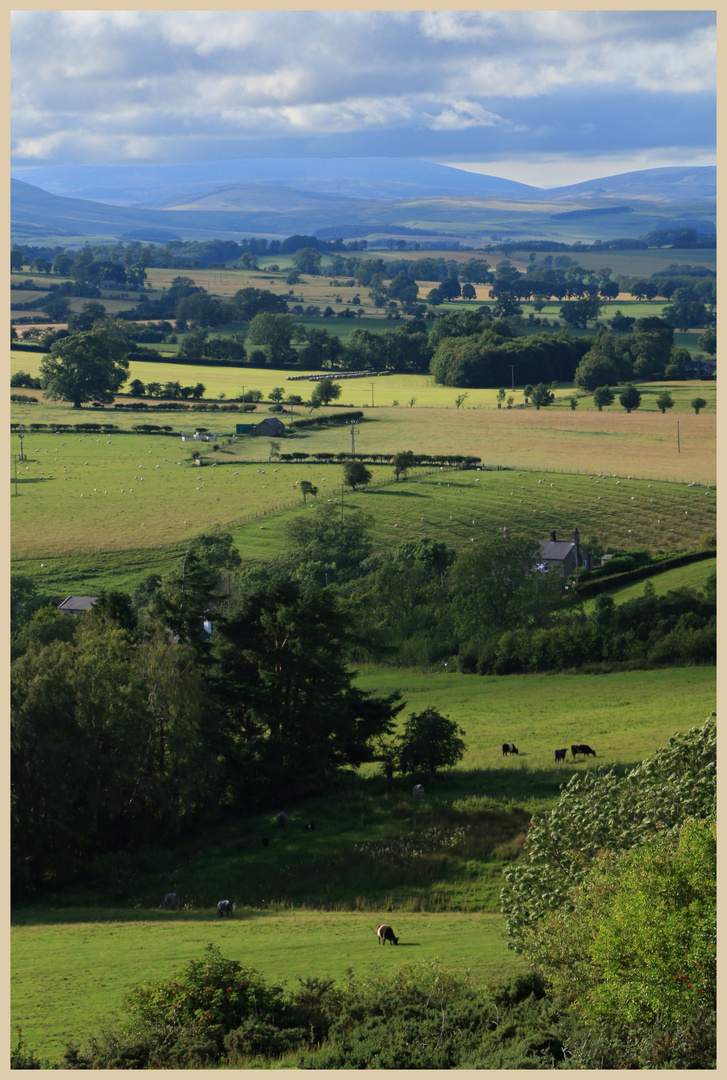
<box><xmin>11</xmin><ymin>911</ymin><xmax>525</xmax><ymax>1062</ymax></box>
<box><xmin>580</xmin><ymin>556</ymin><xmax>716</xmax><ymax>610</ymax></box>
<box><xmin>11</xmin><ymin>661</ymin><xmax>715</xmax><ymax>1061</ymax></box>
<box><xmin>10</xmin><ymin>429</ymin><xmax>716</xmax><ymax>591</ymax></box>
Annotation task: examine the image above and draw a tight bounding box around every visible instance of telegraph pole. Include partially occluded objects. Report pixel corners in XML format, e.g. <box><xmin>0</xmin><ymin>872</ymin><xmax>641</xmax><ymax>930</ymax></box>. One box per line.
<box><xmin>351</xmin><ymin>420</ymin><xmax>356</xmax><ymax>454</ymax></box>
<box><xmin>677</xmin><ymin>418</ymin><xmax>681</xmax><ymax>453</ymax></box>
<box><xmin>370</xmin><ymin>381</ymin><xmax>375</xmax><ymax>407</ymax></box>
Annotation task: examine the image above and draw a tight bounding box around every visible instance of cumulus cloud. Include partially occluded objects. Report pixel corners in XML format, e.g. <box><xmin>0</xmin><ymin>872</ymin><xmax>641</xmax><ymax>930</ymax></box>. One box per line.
<box><xmin>10</xmin><ymin>10</ymin><xmax>715</xmax><ymax>167</ymax></box>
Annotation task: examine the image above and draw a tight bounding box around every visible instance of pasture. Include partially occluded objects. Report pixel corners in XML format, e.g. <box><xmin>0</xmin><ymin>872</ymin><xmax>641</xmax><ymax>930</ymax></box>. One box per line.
<box><xmin>10</xmin><ymin>423</ymin><xmax>715</xmax><ymax>593</ymax></box>
<box><xmin>581</xmin><ymin>555</ymin><xmax>715</xmax><ymax>609</ymax></box>
<box><xmin>10</xmin><ymin>660</ymin><xmax>715</xmax><ymax>1061</ymax></box>
<box><xmin>11</xmin><ymin>911</ymin><xmax>524</xmax><ymax>1062</ymax></box>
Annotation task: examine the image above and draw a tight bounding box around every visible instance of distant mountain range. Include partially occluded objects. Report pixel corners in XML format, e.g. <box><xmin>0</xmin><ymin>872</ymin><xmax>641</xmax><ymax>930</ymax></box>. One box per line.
<box><xmin>11</xmin><ymin>160</ymin><xmax>716</xmax><ymax>246</ymax></box>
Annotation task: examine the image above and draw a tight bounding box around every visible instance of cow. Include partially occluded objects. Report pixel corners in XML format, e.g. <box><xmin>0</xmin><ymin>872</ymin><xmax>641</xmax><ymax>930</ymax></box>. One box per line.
<box><xmin>571</xmin><ymin>744</ymin><xmax>596</xmax><ymax>759</ymax></box>
<box><xmin>159</xmin><ymin>892</ymin><xmax>180</xmax><ymax>910</ymax></box>
<box><xmin>277</xmin><ymin>811</ymin><xmax>288</xmax><ymax>829</ymax></box>
<box><xmin>412</xmin><ymin>784</ymin><xmax>425</xmax><ymax>798</ymax></box>
<box><xmin>217</xmin><ymin>899</ymin><xmax>233</xmax><ymax>918</ymax></box>
<box><xmin>376</xmin><ymin>923</ymin><xmax>399</xmax><ymax>946</ymax></box>
<box><xmin>304</xmin><ymin>822</ymin><xmax>315</xmax><ymax>831</ymax></box>
<box><xmin>554</xmin><ymin>748</ymin><xmax>567</xmax><ymax>763</ymax></box>
<box><xmin>502</xmin><ymin>743</ymin><xmax>519</xmax><ymax>757</ymax></box>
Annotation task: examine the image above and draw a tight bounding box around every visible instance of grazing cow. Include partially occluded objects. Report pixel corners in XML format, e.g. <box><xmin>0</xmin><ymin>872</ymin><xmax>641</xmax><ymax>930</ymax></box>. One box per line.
<box><xmin>502</xmin><ymin>743</ymin><xmax>519</xmax><ymax>757</ymax></box>
<box><xmin>571</xmin><ymin>743</ymin><xmax>596</xmax><ymax>759</ymax></box>
<box><xmin>277</xmin><ymin>811</ymin><xmax>288</xmax><ymax>829</ymax></box>
<box><xmin>412</xmin><ymin>784</ymin><xmax>425</xmax><ymax>798</ymax></box>
<box><xmin>217</xmin><ymin>899</ymin><xmax>233</xmax><ymax>918</ymax></box>
<box><xmin>376</xmin><ymin>923</ymin><xmax>399</xmax><ymax>946</ymax></box>
<box><xmin>159</xmin><ymin>892</ymin><xmax>180</xmax><ymax>910</ymax></box>
<box><xmin>554</xmin><ymin>748</ymin><xmax>567</xmax><ymax>763</ymax></box>
<box><xmin>304</xmin><ymin>822</ymin><xmax>315</xmax><ymax>831</ymax></box>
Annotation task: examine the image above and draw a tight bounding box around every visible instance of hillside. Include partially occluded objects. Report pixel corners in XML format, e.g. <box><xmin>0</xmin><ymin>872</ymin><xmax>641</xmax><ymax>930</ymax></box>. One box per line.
<box><xmin>11</xmin><ymin>163</ymin><xmax>716</xmax><ymax>246</ymax></box>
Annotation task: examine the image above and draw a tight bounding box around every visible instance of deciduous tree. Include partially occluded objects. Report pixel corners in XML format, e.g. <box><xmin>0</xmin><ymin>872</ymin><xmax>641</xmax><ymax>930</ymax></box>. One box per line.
<box><xmin>40</xmin><ymin>325</ymin><xmax>129</xmax><ymax>408</ymax></box>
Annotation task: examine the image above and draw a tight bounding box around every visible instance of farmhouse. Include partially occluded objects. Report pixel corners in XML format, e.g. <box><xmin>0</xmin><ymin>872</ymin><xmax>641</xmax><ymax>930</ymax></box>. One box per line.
<box><xmin>681</xmin><ymin>357</ymin><xmax>716</xmax><ymax>378</ymax></box>
<box><xmin>57</xmin><ymin>596</ymin><xmax>97</xmax><ymax>616</ymax></box>
<box><xmin>537</xmin><ymin>529</ymin><xmax>590</xmax><ymax>577</ymax></box>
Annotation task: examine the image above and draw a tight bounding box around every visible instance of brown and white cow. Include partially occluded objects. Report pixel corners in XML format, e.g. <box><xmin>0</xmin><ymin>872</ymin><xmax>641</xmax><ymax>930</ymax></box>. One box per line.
<box><xmin>376</xmin><ymin>923</ymin><xmax>399</xmax><ymax>945</ymax></box>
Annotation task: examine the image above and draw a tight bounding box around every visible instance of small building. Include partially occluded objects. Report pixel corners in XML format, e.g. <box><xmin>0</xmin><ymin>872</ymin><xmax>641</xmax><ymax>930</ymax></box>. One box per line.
<box><xmin>250</xmin><ymin>418</ymin><xmax>286</xmax><ymax>437</ymax></box>
<box><xmin>57</xmin><ymin>596</ymin><xmax>97</xmax><ymax>617</ymax></box>
<box><xmin>537</xmin><ymin>529</ymin><xmax>590</xmax><ymax>577</ymax></box>
<box><xmin>235</xmin><ymin>423</ymin><xmax>254</xmax><ymax>435</ymax></box>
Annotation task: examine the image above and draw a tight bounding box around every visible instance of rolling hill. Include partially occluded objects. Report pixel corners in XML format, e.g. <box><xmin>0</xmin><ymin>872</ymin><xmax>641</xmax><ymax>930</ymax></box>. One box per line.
<box><xmin>11</xmin><ymin>162</ymin><xmax>716</xmax><ymax>246</ymax></box>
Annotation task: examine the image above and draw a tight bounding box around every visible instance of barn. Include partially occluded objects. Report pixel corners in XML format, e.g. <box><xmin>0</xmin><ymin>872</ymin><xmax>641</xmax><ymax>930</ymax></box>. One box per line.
<box><xmin>250</xmin><ymin>418</ymin><xmax>286</xmax><ymax>437</ymax></box>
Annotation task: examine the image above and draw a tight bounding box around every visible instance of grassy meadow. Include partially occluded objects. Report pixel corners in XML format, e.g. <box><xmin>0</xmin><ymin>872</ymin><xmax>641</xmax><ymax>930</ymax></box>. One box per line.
<box><xmin>10</xmin><ymin>423</ymin><xmax>715</xmax><ymax>592</ymax></box>
<box><xmin>11</xmin><ymin>911</ymin><xmax>525</xmax><ymax>1061</ymax></box>
<box><xmin>11</xmin><ymin>661</ymin><xmax>715</xmax><ymax>1061</ymax></box>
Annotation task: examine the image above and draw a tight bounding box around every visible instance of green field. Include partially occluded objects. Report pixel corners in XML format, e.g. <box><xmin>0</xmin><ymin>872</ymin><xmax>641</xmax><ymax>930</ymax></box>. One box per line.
<box><xmin>581</xmin><ymin>555</ymin><xmax>716</xmax><ymax>610</ymax></box>
<box><xmin>10</xmin><ymin>425</ymin><xmax>716</xmax><ymax>592</ymax></box>
<box><xmin>11</xmin><ymin>661</ymin><xmax>715</xmax><ymax>1061</ymax></box>
<box><xmin>11</xmin><ymin>911</ymin><xmax>525</xmax><ymax>1061</ymax></box>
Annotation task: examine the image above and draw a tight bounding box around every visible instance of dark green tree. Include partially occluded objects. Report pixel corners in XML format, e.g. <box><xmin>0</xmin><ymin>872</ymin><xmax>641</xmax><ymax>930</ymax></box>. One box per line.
<box><xmin>283</xmin><ymin>503</ymin><xmax>372</xmax><ymax>585</ymax></box>
<box><xmin>211</xmin><ymin>569</ymin><xmax>403</xmax><ymax>789</ymax></box>
<box><xmin>398</xmin><ymin>708</ymin><xmax>466</xmax><ymax>779</ymax></box>
<box><xmin>619</xmin><ymin>383</ymin><xmax>642</xmax><ymax>412</ymax></box>
<box><xmin>309</xmin><ymin>379</ymin><xmax>342</xmax><ymax>409</ymax></box>
<box><xmin>343</xmin><ymin>461</ymin><xmax>371</xmax><ymax>491</ymax></box>
<box><xmin>691</xmin><ymin>396</ymin><xmax>708</xmax><ymax>414</ymax></box>
<box><xmin>392</xmin><ymin>450</ymin><xmax>415</xmax><ymax>480</ymax></box>
<box><xmin>592</xmin><ymin>385</ymin><xmax>615</xmax><ymax>411</ymax></box>
<box><xmin>530</xmin><ymin>382</ymin><xmax>554</xmax><ymax>410</ymax></box>
<box><xmin>39</xmin><ymin>325</ymin><xmax>129</xmax><ymax>408</ymax></box>
<box><xmin>247</xmin><ymin>313</ymin><xmax>295</xmax><ymax>364</ymax></box>
<box><xmin>655</xmin><ymin>390</ymin><xmax>675</xmax><ymax>414</ymax></box>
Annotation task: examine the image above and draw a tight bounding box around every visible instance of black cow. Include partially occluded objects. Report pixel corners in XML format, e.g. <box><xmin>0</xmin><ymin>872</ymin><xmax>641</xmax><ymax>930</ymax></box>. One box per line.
<box><xmin>571</xmin><ymin>743</ymin><xmax>596</xmax><ymax>759</ymax></box>
<box><xmin>304</xmin><ymin>822</ymin><xmax>315</xmax><ymax>831</ymax></box>
<box><xmin>159</xmin><ymin>892</ymin><xmax>180</xmax><ymax>910</ymax></box>
<box><xmin>554</xmin><ymin>748</ymin><xmax>567</xmax><ymax>763</ymax></box>
<box><xmin>277</xmin><ymin>811</ymin><xmax>288</xmax><ymax>829</ymax></box>
<box><xmin>217</xmin><ymin>899</ymin><xmax>233</xmax><ymax>918</ymax></box>
<box><xmin>502</xmin><ymin>743</ymin><xmax>518</xmax><ymax>757</ymax></box>
<box><xmin>376</xmin><ymin>923</ymin><xmax>399</xmax><ymax>946</ymax></box>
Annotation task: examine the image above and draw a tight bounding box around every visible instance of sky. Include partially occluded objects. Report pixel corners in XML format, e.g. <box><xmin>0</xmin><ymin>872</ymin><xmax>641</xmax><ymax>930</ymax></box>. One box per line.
<box><xmin>11</xmin><ymin>9</ymin><xmax>716</xmax><ymax>188</ymax></box>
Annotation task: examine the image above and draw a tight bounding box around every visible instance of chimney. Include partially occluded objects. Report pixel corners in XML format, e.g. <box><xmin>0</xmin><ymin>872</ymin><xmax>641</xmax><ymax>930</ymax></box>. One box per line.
<box><xmin>550</xmin><ymin>530</ymin><xmax>557</xmax><ymax>542</ymax></box>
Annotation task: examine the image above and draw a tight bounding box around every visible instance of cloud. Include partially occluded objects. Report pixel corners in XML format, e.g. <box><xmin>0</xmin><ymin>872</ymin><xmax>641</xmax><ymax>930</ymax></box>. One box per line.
<box><xmin>10</xmin><ymin>10</ymin><xmax>715</xmax><ymax>168</ymax></box>
<box><xmin>428</xmin><ymin>102</ymin><xmax>508</xmax><ymax>132</ymax></box>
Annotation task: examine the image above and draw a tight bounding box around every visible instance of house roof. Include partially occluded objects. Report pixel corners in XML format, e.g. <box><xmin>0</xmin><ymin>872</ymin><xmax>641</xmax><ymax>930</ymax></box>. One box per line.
<box><xmin>57</xmin><ymin>596</ymin><xmax>97</xmax><ymax>613</ymax></box>
<box><xmin>539</xmin><ymin>540</ymin><xmax>576</xmax><ymax>561</ymax></box>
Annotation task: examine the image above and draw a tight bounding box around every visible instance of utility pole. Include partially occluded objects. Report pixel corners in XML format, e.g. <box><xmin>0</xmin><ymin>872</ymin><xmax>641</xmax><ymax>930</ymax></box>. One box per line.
<box><xmin>14</xmin><ymin>454</ymin><xmax>18</xmax><ymax>497</ymax></box>
<box><xmin>370</xmin><ymin>381</ymin><xmax>375</xmax><ymax>407</ymax></box>
<box><xmin>341</xmin><ymin>483</ymin><xmax>344</xmax><ymax>525</ymax></box>
<box><xmin>677</xmin><ymin>418</ymin><xmax>681</xmax><ymax>453</ymax></box>
<box><xmin>351</xmin><ymin>420</ymin><xmax>356</xmax><ymax>455</ymax></box>
<box><xmin>510</xmin><ymin>365</ymin><xmax>515</xmax><ymax>391</ymax></box>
